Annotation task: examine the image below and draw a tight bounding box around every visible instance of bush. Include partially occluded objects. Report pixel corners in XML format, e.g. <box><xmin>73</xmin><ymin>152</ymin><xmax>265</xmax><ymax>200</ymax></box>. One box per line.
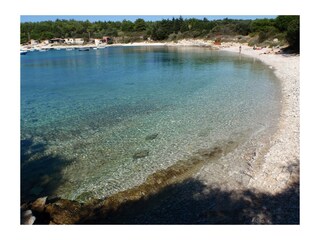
<box><xmin>275</xmin><ymin>15</ymin><xmax>300</xmax><ymax>52</ymax></box>
<box><xmin>286</xmin><ymin>17</ymin><xmax>299</xmax><ymax>52</ymax></box>
<box><xmin>258</xmin><ymin>31</ymin><xmax>268</xmax><ymax>43</ymax></box>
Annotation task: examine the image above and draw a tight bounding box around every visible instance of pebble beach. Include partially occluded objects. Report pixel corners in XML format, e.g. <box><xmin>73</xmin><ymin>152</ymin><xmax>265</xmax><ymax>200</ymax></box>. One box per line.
<box><xmin>222</xmin><ymin>44</ymin><xmax>299</xmax><ymax>194</ymax></box>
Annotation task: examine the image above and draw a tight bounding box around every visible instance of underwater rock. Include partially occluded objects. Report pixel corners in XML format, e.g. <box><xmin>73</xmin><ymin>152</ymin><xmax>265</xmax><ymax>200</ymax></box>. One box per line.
<box><xmin>76</xmin><ymin>191</ymin><xmax>94</xmax><ymax>202</ymax></box>
<box><xmin>133</xmin><ymin>150</ymin><xmax>149</xmax><ymax>159</ymax></box>
<box><xmin>145</xmin><ymin>133</ymin><xmax>159</xmax><ymax>141</ymax></box>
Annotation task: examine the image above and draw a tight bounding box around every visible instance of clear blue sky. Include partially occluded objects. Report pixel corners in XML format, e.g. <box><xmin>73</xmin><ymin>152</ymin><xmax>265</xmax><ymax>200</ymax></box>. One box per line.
<box><xmin>20</xmin><ymin>15</ymin><xmax>276</xmax><ymax>23</ymax></box>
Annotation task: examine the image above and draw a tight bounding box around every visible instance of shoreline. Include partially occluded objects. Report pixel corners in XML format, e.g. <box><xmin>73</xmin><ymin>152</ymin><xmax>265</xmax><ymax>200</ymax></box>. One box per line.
<box><xmin>220</xmin><ymin>44</ymin><xmax>299</xmax><ymax>194</ymax></box>
<box><xmin>21</xmin><ymin>43</ymin><xmax>299</xmax><ymax>224</ymax></box>
<box><xmin>20</xmin><ymin>39</ymin><xmax>220</xmax><ymax>51</ymax></box>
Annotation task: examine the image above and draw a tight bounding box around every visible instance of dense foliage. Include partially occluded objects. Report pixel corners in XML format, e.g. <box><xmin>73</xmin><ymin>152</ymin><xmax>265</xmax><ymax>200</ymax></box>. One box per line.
<box><xmin>275</xmin><ymin>15</ymin><xmax>300</xmax><ymax>51</ymax></box>
<box><xmin>20</xmin><ymin>16</ymin><xmax>299</xmax><ymax>52</ymax></box>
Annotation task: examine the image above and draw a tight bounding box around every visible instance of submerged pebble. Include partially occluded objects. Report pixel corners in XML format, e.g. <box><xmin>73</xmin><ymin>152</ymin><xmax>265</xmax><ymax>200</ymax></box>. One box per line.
<box><xmin>133</xmin><ymin>150</ymin><xmax>149</xmax><ymax>159</ymax></box>
<box><xmin>145</xmin><ymin>133</ymin><xmax>159</xmax><ymax>141</ymax></box>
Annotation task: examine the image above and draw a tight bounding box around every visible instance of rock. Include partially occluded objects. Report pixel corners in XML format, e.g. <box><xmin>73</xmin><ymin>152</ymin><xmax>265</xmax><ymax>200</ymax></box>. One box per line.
<box><xmin>45</xmin><ymin>199</ymin><xmax>91</xmax><ymax>224</ymax></box>
<box><xmin>47</xmin><ymin>195</ymin><xmax>61</xmax><ymax>204</ymax></box>
<box><xmin>31</xmin><ymin>196</ymin><xmax>47</xmax><ymax>212</ymax></box>
<box><xmin>24</xmin><ymin>215</ymin><xmax>36</xmax><ymax>225</ymax></box>
<box><xmin>76</xmin><ymin>191</ymin><xmax>93</xmax><ymax>202</ymax></box>
<box><xmin>21</xmin><ymin>210</ymin><xmax>36</xmax><ymax>225</ymax></box>
<box><xmin>22</xmin><ymin>209</ymin><xmax>32</xmax><ymax>218</ymax></box>
<box><xmin>133</xmin><ymin>150</ymin><xmax>149</xmax><ymax>159</ymax></box>
<box><xmin>145</xmin><ymin>133</ymin><xmax>158</xmax><ymax>141</ymax></box>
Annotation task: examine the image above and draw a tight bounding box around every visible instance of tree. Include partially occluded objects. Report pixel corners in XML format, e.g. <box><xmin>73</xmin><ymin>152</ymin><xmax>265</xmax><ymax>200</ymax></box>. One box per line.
<box><xmin>286</xmin><ymin>16</ymin><xmax>300</xmax><ymax>52</ymax></box>
<box><xmin>121</xmin><ymin>20</ymin><xmax>134</xmax><ymax>32</ymax></box>
<box><xmin>275</xmin><ymin>15</ymin><xmax>299</xmax><ymax>52</ymax></box>
<box><xmin>134</xmin><ymin>18</ymin><xmax>146</xmax><ymax>31</ymax></box>
<box><xmin>275</xmin><ymin>15</ymin><xmax>297</xmax><ymax>31</ymax></box>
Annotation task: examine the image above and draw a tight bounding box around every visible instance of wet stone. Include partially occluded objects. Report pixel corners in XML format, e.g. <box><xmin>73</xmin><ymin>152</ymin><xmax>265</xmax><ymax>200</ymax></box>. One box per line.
<box><xmin>145</xmin><ymin>133</ymin><xmax>159</xmax><ymax>141</ymax></box>
<box><xmin>76</xmin><ymin>191</ymin><xmax>94</xmax><ymax>202</ymax></box>
<box><xmin>45</xmin><ymin>199</ymin><xmax>88</xmax><ymax>224</ymax></box>
<box><xmin>31</xmin><ymin>196</ymin><xmax>47</xmax><ymax>212</ymax></box>
<box><xmin>133</xmin><ymin>150</ymin><xmax>149</xmax><ymax>159</ymax></box>
<box><xmin>21</xmin><ymin>210</ymin><xmax>36</xmax><ymax>225</ymax></box>
<box><xmin>47</xmin><ymin>195</ymin><xmax>61</xmax><ymax>204</ymax></box>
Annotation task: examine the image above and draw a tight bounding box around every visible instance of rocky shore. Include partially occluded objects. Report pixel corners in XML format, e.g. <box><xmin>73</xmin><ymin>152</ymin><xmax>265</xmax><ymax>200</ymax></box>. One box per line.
<box><xmin>21</xmin><ymin>43</ymin><xmax>299</xmax><ymax>224</ymax></box>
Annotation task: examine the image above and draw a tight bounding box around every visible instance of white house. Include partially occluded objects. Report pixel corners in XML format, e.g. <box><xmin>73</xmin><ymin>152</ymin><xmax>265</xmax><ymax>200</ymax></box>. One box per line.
<box><xmin>42</xmin><ymin>40</ymin><xmax>50</xmax><ymax>45</ymax></box>
<box><xmin>30</xmin><ymin>39</ymin><xmax>39</xmax><ymax>45</ymax></box>
<box><xmin>64</xmin><ymin>38</ymin><xmax>74</xmax><ymax>44</ymax></box>
<box><xmin>94</xmin><ymin>39</ymin><xmax>102</xmax><ymax>45</ymax></box>
<box><xmin>74</xmin><ymin>38</ymin><xmax>84</xmax><ymax>45</ymax></box>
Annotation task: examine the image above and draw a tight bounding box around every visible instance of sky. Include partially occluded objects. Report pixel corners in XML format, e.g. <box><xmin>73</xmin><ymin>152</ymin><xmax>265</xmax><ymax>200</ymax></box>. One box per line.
<box><xmin>20</xmin><ymin>15</ymin><xmax>277</xmax><ymax>23</ymax></box>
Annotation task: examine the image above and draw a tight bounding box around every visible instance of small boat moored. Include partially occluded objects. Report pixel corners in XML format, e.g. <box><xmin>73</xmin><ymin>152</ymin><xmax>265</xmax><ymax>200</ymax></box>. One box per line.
<box><xmin>20</xmin><ymin>50</ymin><xmax>28</xmax><ymax>55</ymax></box>
<box><xmin>78</xmin><ymin>48</ymin><xmax>90</xmax><ymax>51</ymax></box>
<box><xmin>39</xmin><ymin>48</ymin><xmax>49</xmax><ymax>52</ymax></box>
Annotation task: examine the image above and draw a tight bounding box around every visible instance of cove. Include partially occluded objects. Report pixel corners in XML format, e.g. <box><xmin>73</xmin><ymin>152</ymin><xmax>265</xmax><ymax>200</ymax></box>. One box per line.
<box><xmin>21</xmin><ymin>46</ymin><xmax>281</xmax><ymax>202</ymax></box>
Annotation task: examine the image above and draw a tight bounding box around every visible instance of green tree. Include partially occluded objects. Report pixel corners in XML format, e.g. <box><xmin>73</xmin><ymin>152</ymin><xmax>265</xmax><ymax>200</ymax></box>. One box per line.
<box><xmin>275</xmin><ymin>15</ymin><xmax>299</xmax><ymax>51</ymax></box>
<box><xmin>121</xmin><ymin>20</ymin><xmax>134</xmax><ymax>32</ymax></box>
<box><xmin>275</xmin><ymin>15</ymin><xmax>297</xmax><ymax>31</ymax></box>
<box><xmin>134</xmin><ymin>18</ymin><xmax>146</xmax><ymax>31</ymax></box>
<box><xmin>286</xmin><ymin>16</ymin><xmax>300</xmax><ymax>51</ymax></box>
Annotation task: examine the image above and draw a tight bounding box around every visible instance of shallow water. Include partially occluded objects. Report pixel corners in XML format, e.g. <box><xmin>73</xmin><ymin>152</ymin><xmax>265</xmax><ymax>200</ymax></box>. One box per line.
<box><xmin>21</xmin><ymin>46</ymin><xmax>281</xmax><ymax>202</ymax></box>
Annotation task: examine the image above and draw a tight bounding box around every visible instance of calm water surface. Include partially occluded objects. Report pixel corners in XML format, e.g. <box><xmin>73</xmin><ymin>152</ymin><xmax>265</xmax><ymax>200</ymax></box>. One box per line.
<box><xmin>21</xmin><ymin>46</ymin><xmax>280</xmax><ymax>202</ymax></box>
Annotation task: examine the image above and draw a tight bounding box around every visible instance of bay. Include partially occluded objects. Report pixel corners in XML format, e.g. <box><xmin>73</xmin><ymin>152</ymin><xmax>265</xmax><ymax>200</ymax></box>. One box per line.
<box><xmin>20</xmin><ymin>46</ymin><xmax>281</xmax><ymax>202</ymax></box>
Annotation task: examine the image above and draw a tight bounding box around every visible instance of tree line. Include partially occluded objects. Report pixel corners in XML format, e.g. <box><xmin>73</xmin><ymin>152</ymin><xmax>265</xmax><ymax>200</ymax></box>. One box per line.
<box><xmin>20</xmin><ymin>16</ymin><xmax>299</xmax><ymax>52</ymax></box>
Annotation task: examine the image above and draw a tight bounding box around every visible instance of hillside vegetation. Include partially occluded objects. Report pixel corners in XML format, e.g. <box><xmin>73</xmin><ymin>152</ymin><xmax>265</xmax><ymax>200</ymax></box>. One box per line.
<box><xmin>21</xmin><ymin>15</ymin><xmax>299</xmax><ymax>52</ymax></box>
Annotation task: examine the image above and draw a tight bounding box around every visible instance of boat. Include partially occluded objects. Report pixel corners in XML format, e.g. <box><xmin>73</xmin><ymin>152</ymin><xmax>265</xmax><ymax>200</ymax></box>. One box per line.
<box><xmin>66</xmin><ymin>48</ymin><xmax>74</xmax><ymax>51</ymax></box>
<box><xmin>78</xmin><ymin>48</ymin><xmax>90</xmax><ymax>51</ymax></box>
<box><xmin>20</xmin><ymin>50</ymin><xmax>28</xmax><ymax>55</ymax></box>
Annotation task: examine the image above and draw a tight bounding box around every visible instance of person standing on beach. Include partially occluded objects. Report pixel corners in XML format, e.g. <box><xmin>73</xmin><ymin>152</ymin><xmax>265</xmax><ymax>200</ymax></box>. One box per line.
<box><xmin>239</xmin><ymin>45</ymin><xmax>242</xmax><ymax>54</ymax></box>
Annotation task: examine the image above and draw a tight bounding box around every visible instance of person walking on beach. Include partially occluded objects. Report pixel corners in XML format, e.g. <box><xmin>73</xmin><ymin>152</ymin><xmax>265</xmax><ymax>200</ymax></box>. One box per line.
<box><xmin>239</xmin><ymin>45</ymin><xmax>242</xmax><ymax>54</ymax></box>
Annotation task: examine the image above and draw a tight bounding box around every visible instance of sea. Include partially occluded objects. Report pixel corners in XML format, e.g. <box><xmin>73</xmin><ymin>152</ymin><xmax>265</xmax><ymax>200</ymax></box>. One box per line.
<box><xmin>20</xmin><ymin>46</ymin><xmax>281</xmax><ymax>202</ymax></box>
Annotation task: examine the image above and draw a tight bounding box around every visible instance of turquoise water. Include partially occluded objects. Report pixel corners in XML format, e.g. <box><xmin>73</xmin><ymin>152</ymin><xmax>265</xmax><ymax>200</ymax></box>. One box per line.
<box><xmin>21</xmin><ymin>46</ymin><xmax>281</xmax><ymax>202</ymax></box>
